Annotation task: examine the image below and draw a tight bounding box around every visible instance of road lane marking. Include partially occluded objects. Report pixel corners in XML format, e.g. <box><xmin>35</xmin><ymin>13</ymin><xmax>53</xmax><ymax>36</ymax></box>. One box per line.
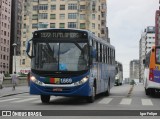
<box><xmin>141</xmin><ymin>99</ymin><xmax>153</xmax><ymax>106</ymax></box>
<box><xmin>98</xmin><ymin>98</ymin><xmax>113</xmax><ymax>104</ymax></box>
<box><xmin>31</xmin><ymin>100</ymin><xmax>41</xmax><ymax>103</ymax></box>
<box><xmin>11</xmin><ymin>98</ymin><xmax>38</xmax><ymax>103</ymax></box>
<box><xmin>0</xmin><ymin>98</ymin><xmax>20</xmax><ymax>102</ymax></box>
<box><xmin>120</xmin><ymin>98</ymin><xmax>132</xmax><ymax>105</ymax></box>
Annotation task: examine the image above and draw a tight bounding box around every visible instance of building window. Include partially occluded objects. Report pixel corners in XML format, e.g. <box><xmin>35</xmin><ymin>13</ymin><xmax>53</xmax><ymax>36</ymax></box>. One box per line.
<box><xmin>50</xmin><ymin>14</ymin><xmax>56</xmax><ymax>19</ymax></box>
<box><xmin>101</xmin><ymin>29</ymin><xmax>104</xmax><ymax>34</ymax></box>
<box><xmin>80</xmin><ymin>14</ymin><xmax>85</xmax><ymax>20</ymax></box>
<box><xmin>98</xmin><ymin>15</ymin><xmax>100</xmax><ymax>20</ymax></box>
<box><xmin>51</xmin><ymin>5</ymin><xmax>56</xmax><ymax>10</ymax></box>
<box><xmin>59</xmin><ymin>23</ymin><xmax>65</xmax><ymax>28</ymax></box>
<box><xmin>60</xmin><ymin>5</ymin><xmax>65</xmax><ymax>10</ymax></box>
<box><xmin>80</xmin><ymin>5</ymin><xmax>85</xmax><ymax>10</ymax></box>
<box><xmin>22</xmin><ymin>59</ymin><xmax>25</xmax><ymax>65</ymax></box>
<box><xmin>50</xmin><ymin>23</ymin><xmax>55</xmax><ymax>28</ymax></box>
<box><xmin>23</xmin><ymin>24</ymin><xmax>26</xmax><ymax>28</ymax></box>
<box><xmin>32</xmin><ymin>23</ymin><xmax>38</xmax><ymax>28</ymax></box>
<box><xmin>68</xmin><ymin>22</ymin><xmax>77</xmax><ymax>28</ymax></box>
<box><xmin>39</xmin><ymin>4</ymin><xmax>48</xmax><ymax>10</ymax></box>
<box><xmin>4</xmin><ymin>31</ymin><xmax>6</xmax><ymax>36</ymax></box>
<box><xmin>23</xmin><ymin>50</ymin><xmax>25</xmax><ymax>55</ymax></box>
<box><xmin>98</xmin><ymin>24</ymin><xmax>100</xmax><ymax>30</ymax></box>
<box><xmin>38</xmin><ymin>13</ymin><xmax>48</xmax><ymax>19</ymax></box>
<box><xmin>80</xmin><ymin>23</ymin><xmax>86</xmax><ymax>29</ymax></box>
<box><xmin>38</xmin><ymin>23</ymin><xmax>48</xmax><ymax>28</ymax></box>
<box><xmin>101</xmin><ymin>12</ymin><xmax>105</xmax><ymax>18</ymax></box>
<box><xmin>92</xmin><ymin>23</ymin><xmax>95</xmax><ymax>29</ymax></box>
<box><xmin>23</xmin><ymin>41</ymin><xmax>26</xmax><ymax>47</ymax></box>
<box><xmin>33</xmin><ymin>5</ymin><xmax>38</xmax><ymax>11</ymax></box>
<box><xmin>101</xmin><ymin>3</ymin><xmax>106</xmax><ymax>9</ymax></box>
<box><xmin>101</xmin><ymin>20</ymin><xmax>105</xmax><ymax>26</ymax></box>
<box><xmin>32</xmin><ymin>14</ymin><xmax>38</xmax><ymax>20</ymax></box>
<box><xmin>60</xmin><ymin>14</ymin><xmax>65</xmax><ymax>19</ymax></box>
<box><xmin>92</xmin><ymin>14</ymin><xmax>95</xmax><ymax>20</ymax></box>
<box><xmin>68</xmin><ymin>4</ymin><xmax>77</xmax><ymax>10</ymax></box>
<box><xmin>68</xmin><ymin>13</ymin><xmax>77</xmax><ymax>19</ymax></box>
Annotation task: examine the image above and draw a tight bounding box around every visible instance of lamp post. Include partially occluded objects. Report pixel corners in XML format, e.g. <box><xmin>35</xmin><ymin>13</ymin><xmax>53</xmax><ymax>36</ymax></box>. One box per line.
<box><xmin>12</xmin><ymin>43</ymin><xmax>17</xmax><ymax>73</ymax></box>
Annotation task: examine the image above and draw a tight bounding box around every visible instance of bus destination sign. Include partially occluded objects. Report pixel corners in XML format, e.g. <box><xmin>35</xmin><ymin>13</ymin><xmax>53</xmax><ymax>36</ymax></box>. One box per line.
<box><xmin>34</xmin><ymin>31</ymin><xmax>87</xmax><ymax>39</ymax></box>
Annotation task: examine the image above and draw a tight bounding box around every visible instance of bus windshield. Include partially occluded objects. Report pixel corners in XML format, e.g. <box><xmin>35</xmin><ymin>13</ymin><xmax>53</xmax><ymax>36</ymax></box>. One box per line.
<box><xmin>156</xmin><ymin>47</ymin><xmax>160</xmax><ymax>64</ymax></box>
<box><xmin>31</xmin><ymin>41</ymin><xmax>89</xmax><ymax>72</ymax></box>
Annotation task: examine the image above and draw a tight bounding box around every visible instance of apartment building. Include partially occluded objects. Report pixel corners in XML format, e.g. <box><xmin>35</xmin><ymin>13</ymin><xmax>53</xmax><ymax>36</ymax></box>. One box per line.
<box><xmin>155</xmin><ymin>10</ymin><xmax>160</xmax><ymax>46</ymax></box>
<box><xmin>0</xmin><ymin>0</ymin><xmax>12</xmax><ymax>74</ymax></box>
<box><xmin>139</xmin><ymin>26</ymin><xmax>155</xmax><ymax>82</ymax></box>
<box><xmin>30</xmin><ymin>0</ymin><xmax>108</xmax><ymax>39</ymax></box>
<box><xmin>16</xmin><ymin>0</ymin><xmax>109</xmax><ymax>74</ymax></box>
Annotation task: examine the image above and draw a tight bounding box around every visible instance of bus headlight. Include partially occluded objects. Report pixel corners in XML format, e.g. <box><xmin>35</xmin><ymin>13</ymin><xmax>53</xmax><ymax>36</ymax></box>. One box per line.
<box><xmin>30</xmin><ymin>76</ymin><xmax>36</xmax><ymax>82</ymax></box>
<box><xmin>74</xmin><ymin>77</ymin><xmax>88</xmax><ymax>86</ymax></box>
<box><xmin>30</xmin><ymin>76</ymin><xmax>44</xmax><ymax>86</ymax></box>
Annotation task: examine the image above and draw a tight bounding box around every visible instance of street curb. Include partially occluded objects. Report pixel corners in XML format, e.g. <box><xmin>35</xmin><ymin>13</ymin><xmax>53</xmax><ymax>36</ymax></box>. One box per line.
<box><xmin>0</xmin><ymin>92</ymin><xmax>29</xmax><ymax>98</ymax></box>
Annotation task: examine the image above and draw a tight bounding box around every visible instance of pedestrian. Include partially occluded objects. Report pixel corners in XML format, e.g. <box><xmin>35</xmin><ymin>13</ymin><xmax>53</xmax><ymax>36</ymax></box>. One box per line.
<box><xmin>0</xmin><ymin>72</ymin><xmax>4</xmax><ymax>89</ymax></box>
<box><xmin>27</xmin><ymin>72</ymin><xmax>30</xmax><ymax>86</ymax></box>
<box><xmin>11</xmin><ymin>72</ymin><xmax>18</xmax><ymax>90</ymax></box>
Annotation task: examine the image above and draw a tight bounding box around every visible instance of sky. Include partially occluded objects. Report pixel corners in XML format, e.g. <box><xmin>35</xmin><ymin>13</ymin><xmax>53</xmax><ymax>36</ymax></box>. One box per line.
<box><xmin>107</xmin><ymin>0</ymin><xmax>159</xmax><ymax>79</ymax></box>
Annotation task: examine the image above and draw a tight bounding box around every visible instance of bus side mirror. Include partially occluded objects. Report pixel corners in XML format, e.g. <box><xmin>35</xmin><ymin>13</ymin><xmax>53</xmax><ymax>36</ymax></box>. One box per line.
<box><xmin>26</xmin><ymin>41</ymin><xmax>30</xmax><ymax>53</ymax></box>
<box><xmin>26</xmin><ymin>40</ymin><xmax>33</xmax><ymax>58</ymax></box>
<box><xmin>143</xmin><ymin>59</ymin><xmax>145</xmax><ymax>64</ymax></box>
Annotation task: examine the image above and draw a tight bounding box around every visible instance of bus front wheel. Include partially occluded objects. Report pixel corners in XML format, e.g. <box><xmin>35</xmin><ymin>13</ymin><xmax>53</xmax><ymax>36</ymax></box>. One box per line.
<box><xmin>87</xmin><ymin>85</ymin><xmax>96</xmax><ymax>103</ymax></box>
<box><xmin>41</xmin><ymin>95</ymin><xmax>50</xmax><ymax>103</ymax></box>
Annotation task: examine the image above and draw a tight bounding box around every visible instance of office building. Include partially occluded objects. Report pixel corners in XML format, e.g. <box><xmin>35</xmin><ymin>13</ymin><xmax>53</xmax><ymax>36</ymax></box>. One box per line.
<box><xmin>130</xmin><ymin>60</ymin><xmax>139</xmax><ymax>81</ymax></box>
<box><xmin>0</xmin><ymin>0</ymin><xmax>12</xmax><ymax>74</ymax></box>
<box><xmin>139</xmin><ymin>26</ymin><xmax>155</xmax><ymax>82</ymax></box>
<box><xmin>155</xmin><ymin>10</ymin><xmax>160</xmax><ymax>46</ymax></box>
<box><xmin>10</xmin><ymin>0</ymin><xmax>23</xmax><ymax>73</ymax></box>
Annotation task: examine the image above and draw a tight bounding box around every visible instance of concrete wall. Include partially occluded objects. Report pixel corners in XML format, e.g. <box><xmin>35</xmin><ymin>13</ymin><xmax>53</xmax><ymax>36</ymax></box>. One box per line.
<box><xmin>3</xmin><ymin>77</ymin><xmax>28</xmax><ymax>87</ymax></box>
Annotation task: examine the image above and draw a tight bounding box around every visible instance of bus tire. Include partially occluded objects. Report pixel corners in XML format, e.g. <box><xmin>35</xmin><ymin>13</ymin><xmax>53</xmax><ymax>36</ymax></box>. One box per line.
<box><xmin>145</xmin><ymin>88</ymin><xmax>150</xmax><ymax>95</ymax></box>
<box><xmin>41</xmin><ymin>95</ymin><xmax>50</xmax><ymax>103</ymax></box>
<box><xmin>150</xmin><ymin>89</ymin><xmax>156</xmax><ymax>96</ymax></box>
<box><xmin>87</xmin><ymin>85</ymin><xmax>96</xmax><ymax>103</ymax></box>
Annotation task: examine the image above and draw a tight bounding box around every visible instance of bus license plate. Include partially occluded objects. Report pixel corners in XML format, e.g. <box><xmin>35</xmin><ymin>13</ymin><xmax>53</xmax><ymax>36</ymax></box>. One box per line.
<box><xmin>53</xmin><ymin>88</ymin><xmax>62</xmax><ymax>92</ymax></box>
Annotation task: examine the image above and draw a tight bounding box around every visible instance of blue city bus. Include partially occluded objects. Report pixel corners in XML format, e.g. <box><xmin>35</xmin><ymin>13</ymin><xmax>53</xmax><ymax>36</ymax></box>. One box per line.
<box><xmin>26</xmin><ymin>29</ymin><xmax>116</xmax><ymax>103</ymax></box>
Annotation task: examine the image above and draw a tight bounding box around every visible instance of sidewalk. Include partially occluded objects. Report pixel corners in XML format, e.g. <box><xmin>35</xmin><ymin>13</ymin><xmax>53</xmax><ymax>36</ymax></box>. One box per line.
<box><xmin>0</xmin><ymin>85</ymin><xmax>29</xmax><ymax>98</ymax></box>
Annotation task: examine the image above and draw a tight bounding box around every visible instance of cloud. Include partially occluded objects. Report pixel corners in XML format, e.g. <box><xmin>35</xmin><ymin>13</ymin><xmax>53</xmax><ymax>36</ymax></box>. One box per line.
<box><xmin>107</xmin><ymin>0</ymin><xmax>159</xmax><ymax>78</ymax></box>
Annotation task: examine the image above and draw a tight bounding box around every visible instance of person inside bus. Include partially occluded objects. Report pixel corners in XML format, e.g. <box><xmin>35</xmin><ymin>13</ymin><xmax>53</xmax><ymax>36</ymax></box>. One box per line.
<box><xmin>59</xmin><ymin>63</ymin><xmax>67</xmax><ymax>71</ymax></box>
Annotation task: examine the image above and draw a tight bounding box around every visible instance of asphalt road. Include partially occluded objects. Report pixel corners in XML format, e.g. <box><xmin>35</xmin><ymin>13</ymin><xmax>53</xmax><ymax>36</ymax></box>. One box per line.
<box><xmin>0</xmin><ymin>84</ymin><xmax>160</xmax><ymax>118</ymax></box>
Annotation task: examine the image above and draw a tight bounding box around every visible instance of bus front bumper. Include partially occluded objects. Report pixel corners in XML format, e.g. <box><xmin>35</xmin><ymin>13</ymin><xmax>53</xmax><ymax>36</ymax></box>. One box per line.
<box><xmin>147</xmin><ymin>80</ymin><xmax>160</xmax><ymax>90</ymax></box>
<box><xmin>30</xmin><ymin>81</ymin><xmax>91</xmax><ymax>97</ymax></box>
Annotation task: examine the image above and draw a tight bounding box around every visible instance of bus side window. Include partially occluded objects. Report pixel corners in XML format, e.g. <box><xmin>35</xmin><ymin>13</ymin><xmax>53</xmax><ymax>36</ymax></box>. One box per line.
<box><xmin>96</xmin><ymin>42</ymin><xmax>99</xmax><ymax>62</ymax></box>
